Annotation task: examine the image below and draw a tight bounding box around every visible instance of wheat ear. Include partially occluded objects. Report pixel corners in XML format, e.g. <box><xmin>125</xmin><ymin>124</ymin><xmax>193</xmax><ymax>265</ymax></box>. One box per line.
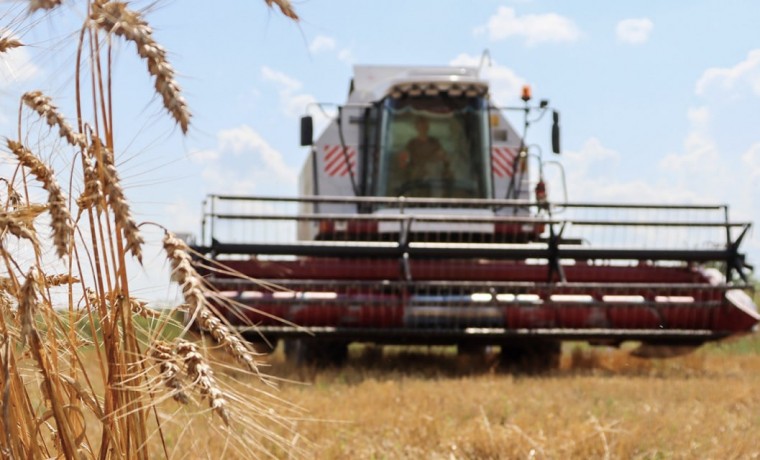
<box><xmin>175</xmin><ymin>339</ymin><xmax>230</xmax><ymax>425</ymax></box>
<box><xmin>18</xmin><ymin>267</ymin><xmax>40</xmax><ymax>347</ymax></box>
<box><xmin>76</xmin><ymin>143</ymin><xmax>104</xmax><ymax>215</ymax></box>
<box><xmin>6</xmin><ymin>140</ymin><xmax>73</xmax><ymax>258</ymax></box>
<box><xmin>149</xmin><ymin>341</ymin><xmax>190</xmax><ymax>404</ymax></box>
<box><xmin>28</xmin><ymin>0</ymin><xmax>63</xmax><ymax>13</ymax></box>
<box><xmin>22</xmin><ymin>91</ymin><xmax>86</xmax><ymax>149</ymax></box>
<box><xmin>90</xmin><ymin>2</ymin><xmax>190</xmax><ymax>133</ymax></box>
<box><xmin>0</xmin><ymin>36</ymin><xmax>22</xmax><ymax>53</ymax></box>
<box><xmin>264</xmin><ymin>0</ymin><xmax>299</xmax><ymax>20</ymax></box>
<box><xmin>163</xmin><ymin>231</ymin><xmax>262</xmax><ymax>375</ymax></box>
<box><xmin>44</xmin><ymin>274</ymin><xmax>80</xmax><ymax>286</ymax></box>
<box><xmin>94</xmin><ymin>138</ymin><xmax>144</xmax><ymax>262</ymax></box>
<box><xmin>0</xmin><ymin>210</ymin><xmax>39</xmax><ymax>245</ymax></box>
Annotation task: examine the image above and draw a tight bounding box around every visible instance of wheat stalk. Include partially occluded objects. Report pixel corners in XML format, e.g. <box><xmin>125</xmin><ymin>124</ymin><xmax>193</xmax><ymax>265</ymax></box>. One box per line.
<box><xmin>175</xmin><ymin>339</ymin><xmax>230</xmax><ymax>425</ymax></box>
<box><xmin>22</xmin><ymin>91</ymin><xmax>86</xmax><ymax>149</ymax></box>
<box><xmin>6</xmin><ymin>139</ymin><xmax>73</xmax><ymax>258</ymax></box>
<box><xmin>89</xmin><ymin>1</ymin><xmax>190</xmax><ymax>133</ymax></box>
<box><xmin>57</xmin><ymin>374</ymin><xmax>104</xmax><ymax>419</ymax></box>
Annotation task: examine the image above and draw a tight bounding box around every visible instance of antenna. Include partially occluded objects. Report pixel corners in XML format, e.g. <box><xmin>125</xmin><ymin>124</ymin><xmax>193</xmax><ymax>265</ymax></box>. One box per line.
<box><xmin>477</xmin><ymin>49</ymin><xmax>492</xmax><ymax>77</ymax></box>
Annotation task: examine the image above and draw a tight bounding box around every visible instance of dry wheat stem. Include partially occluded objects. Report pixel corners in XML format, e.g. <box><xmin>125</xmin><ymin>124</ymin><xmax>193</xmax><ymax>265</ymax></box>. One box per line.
<box><xmin>90</xmin><ymin>1</ymin><xmax>190</xmax><ymax>133</ymax></box>
<box><xmin>163</xmin><ymin>231</ymin><xmax>263</xmax><ymax>376</ymax></box>
<box><xmin>6</xmin><ymin>139</ymin><xmax>74</xmax><ymax>259</ymax></box>
<box><xmin>0</xmin><ymin>36</ymin><xmax>22</xmax><ymax>53</ymax></box>
<box><xmin>21</xmin><ymin>91</ymin><xmax>86</xmax><ymax>149</ymax></box>
<box><xmin>175</xmin><ymin>339</ymin><xmax>230</xmax><ymax>425</ymax></box>
<box><xmin>58</xmin><ymin>374</ymin><xmax>104</xmax><ymax>420</ymax></box>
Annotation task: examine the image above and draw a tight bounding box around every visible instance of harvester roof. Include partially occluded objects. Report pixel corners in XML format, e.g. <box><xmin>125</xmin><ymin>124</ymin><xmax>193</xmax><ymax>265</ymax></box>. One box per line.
<box><xmin>349</xmin><ymin>65</ymin><xmax>489</xmax><ymax>104</ymax></box>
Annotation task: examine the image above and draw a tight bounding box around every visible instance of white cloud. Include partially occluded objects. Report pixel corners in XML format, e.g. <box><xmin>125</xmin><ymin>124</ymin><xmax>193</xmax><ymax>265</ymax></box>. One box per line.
<box><xmin>474</xmin><ymin>7</ymin><xmax>581</xmax><ymax>46</ymax></box>
<box><xmin>695</xmin><ymin>49</ymin><xmax>760</xmax><ymax>97</ymax></box>
<box><xmin>187</xmin><ymin>148</ymin><xmax>219</xmax><ymax>164</ymax></box>
<box><xmin>659</xmin><ymin>127</ymin><xmax>720</xmax><ymax>176</ymax></box>
<box><xmin>261</xmin><ymin>66</ymin><xmax>333</xmax><ymax>133</ymax></box>
<box><xmin>337</xmin><ymin>48</ymin><xmax>354</xmax><ymax>64</ymax></box>
<box><xmin>687</xmin><ymin>106</ymin><xmax>710</xmax><ymax>127</ymax></box>
<box><xmin>261</xmin><ymin>66</ymin><xmax>301</xmax><ymax>94</ymax></box>
<box><xmin>615</xmin><ymin>18</ymin><xmax>654</xmax><ymax>45</ymax></box>
<box><xmin>560</xmin><ymin>137</ymin><xmax>624</xmax><ymax>201</ymax></box>
<box><xmin>306</xmin><ymin>35</ymin><xmax>352</xmax><ymax>64</ymax></box>
<box><xmin>217</xmin><ymin>125</ymin><xmax>297</xmax><ymax>184</ymax></box>
<box><xmin>187</xmin><ymin>125</ymin><xmax>297</xmax><ymax>196</ymax></box>
<box><xmin>450</xmin><ymin>53</ymin><xmax>525</xmax><ymax>105</ymax></box>
<box><xmin>261</xmin><ymin>65</ymin><xmax>317</xmax><ymax>118</ymax></box>
<box><xmin>560</xmin><ymin>137</ymin><xmax>707</xmax><ymax>204</ymax></box>
<box><xmin>162</xmin><ymin>198</ymin><xmax>201</xmax><ymax>236</ymax></box>
<box><xmin>309</xmin><ymin>35</ymin><xmax>336</xmax><ymax>54</ymax></box>
<box><xmin>564</xmin><ymin>137</ymin><xmax>620</xmax><ymax>169</ymax></box>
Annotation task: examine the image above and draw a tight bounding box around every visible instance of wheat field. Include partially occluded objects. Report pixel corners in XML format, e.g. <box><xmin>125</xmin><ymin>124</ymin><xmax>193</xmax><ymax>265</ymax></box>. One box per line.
<box><xmin>2</xmin><ymin>2</ymin><xmax>758</xmax><ymax>459</ymax></box>
<box><xmin>0</xmin><ymin>2</ymin><xmax>302</xmax><ymax>459</ymax></box>
<box><xmin>247</xmin><ymin>336</ymin><xmax>760</xmax><ymax>459</ymax></box>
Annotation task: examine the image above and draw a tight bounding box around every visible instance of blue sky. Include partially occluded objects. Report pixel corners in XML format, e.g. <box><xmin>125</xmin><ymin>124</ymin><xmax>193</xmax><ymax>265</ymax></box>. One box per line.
<box><xmin>1</xmin><ymin>1</ymin><xmax>759</xmax><ymax>295</ymax></box>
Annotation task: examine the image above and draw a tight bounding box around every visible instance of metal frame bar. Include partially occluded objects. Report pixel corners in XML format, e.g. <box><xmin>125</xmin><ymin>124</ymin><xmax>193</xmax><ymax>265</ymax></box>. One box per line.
<box><xmin>235</xmin><ymin>326</ymin><xmax>726</xmax><ymax>344</ymax></box>
<box><xmin>195</xmin><ymin>194</ymin><xmax>753</xmax><ymax>282</ymax></box>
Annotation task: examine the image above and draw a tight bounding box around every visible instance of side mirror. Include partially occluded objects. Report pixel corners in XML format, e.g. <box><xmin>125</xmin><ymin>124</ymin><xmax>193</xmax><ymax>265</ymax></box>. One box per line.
<box><xmin>300</xmin><ymin>116</ymin><xmax>313</xmax><ymax>146</ymax></box>
<box><xmin>551</xmin><ymin>111</ymin><xmax>561</xmax><ymax>154</ymax></box>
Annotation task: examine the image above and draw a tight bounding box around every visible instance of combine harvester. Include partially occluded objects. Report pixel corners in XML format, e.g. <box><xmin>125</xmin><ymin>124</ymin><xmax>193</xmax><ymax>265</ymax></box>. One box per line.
<box><xmin>193</xmin><ymin>63</ymin><xmax>757</xmax><ymax>368</ymax></box>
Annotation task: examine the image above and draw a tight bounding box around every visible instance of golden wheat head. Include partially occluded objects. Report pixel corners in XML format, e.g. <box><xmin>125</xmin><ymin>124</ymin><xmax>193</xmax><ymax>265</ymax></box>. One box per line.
<box><xmin>6</xmin><ymin>139</ymin><xmax>74</xmax><ymax>258</ymax></box>
<box><xmin>90</xmin><ymin>1</ymin><xmax>191</xmax><ymax>133</ymax></box>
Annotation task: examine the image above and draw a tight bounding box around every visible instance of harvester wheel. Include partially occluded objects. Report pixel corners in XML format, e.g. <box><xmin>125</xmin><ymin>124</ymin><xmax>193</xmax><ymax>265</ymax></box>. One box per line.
<box><xmin>283</xmin><ymin>338</ymin><xmax>349</xmax><ymax>367</ymax></box>
<box><xmin>500</xmin><ymin>341</ymin><xmax>561</xmax><ymax>374</ymax></box>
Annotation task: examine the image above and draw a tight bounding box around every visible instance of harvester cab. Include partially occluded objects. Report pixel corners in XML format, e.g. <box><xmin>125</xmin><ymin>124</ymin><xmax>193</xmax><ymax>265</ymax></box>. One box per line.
<box><xmin>193</xmin><ymin>64</ymin><xmax>757</xmax><ymax>368</ymax></box>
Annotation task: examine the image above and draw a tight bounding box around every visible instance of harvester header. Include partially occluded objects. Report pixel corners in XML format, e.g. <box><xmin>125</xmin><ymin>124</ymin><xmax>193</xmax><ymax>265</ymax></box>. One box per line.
<box><xmin>192</xmin><ymin>61</ymin><xmax>757</xmax><ymax>367</ymax></box>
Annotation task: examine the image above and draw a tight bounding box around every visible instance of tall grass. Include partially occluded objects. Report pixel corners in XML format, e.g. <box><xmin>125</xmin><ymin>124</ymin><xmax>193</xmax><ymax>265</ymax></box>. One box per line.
<box><xmin>0</xmin><ymin>1</ymin><xmax>300</xmax><ymax>458</ymax></box>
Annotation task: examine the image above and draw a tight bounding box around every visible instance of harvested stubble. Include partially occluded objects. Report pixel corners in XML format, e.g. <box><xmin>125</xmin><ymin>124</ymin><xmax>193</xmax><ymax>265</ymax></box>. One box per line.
<box><xmin>0</xmin><ymin>1</ymin><xmax>303</xmax><ymax>458</ymax></box>
<box><xmin>256</xmin><ymin>339</ymin><xmax>760</xmax><ymax>459</ymax></box>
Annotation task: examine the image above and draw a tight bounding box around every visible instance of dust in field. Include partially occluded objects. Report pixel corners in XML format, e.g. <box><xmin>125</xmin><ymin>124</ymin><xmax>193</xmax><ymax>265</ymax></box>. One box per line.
<box><xmin>228</xmin><ymin>336</ymin><xmax>760</xmax><ymax>459</ymax></box>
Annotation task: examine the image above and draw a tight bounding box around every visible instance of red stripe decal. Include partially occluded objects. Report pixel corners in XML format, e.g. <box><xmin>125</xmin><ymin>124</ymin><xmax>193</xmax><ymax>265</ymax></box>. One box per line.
<box><xmin>324</xmin><ymin>146</ymin><xmax>357</xmax><ymax>176</ymax></box>
<box><xmin>324</xmin><ymin>145</ymin><xmax>341</xmax><ymax>163</ymax></box>
<box><xmin>492</xmin><ymin>154</ymin><xmax>513</xmax><ymax>177</ymax></box>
